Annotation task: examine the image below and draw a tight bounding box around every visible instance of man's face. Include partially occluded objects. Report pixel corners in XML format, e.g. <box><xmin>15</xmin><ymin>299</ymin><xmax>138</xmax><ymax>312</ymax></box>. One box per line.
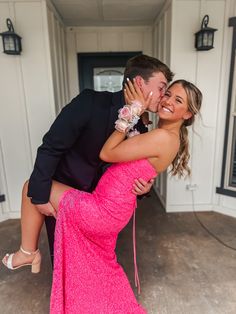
<box><xmin>137</xmin><ymin>72</ymin><xmax>168</xmax><ymax>113</ymax></box>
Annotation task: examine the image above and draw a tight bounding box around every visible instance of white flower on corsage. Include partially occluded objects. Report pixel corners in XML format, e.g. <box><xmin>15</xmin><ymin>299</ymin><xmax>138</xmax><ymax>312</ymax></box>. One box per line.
<box><xmin>130</xmin><ymin>100</ymin><xmax>143</xmax><ymax>116</ymax></box>
<box><xmin>115</xmin><ymin>118</ymin><xmax>130</xmax><ymax>133</ymax></box>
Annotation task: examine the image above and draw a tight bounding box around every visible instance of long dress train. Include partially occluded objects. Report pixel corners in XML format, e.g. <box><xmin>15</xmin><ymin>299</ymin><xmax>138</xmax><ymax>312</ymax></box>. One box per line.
<box><xmin>50</xmin><ymin>158</ymin><xmax>157</xmax><ymax>313</ymax></box>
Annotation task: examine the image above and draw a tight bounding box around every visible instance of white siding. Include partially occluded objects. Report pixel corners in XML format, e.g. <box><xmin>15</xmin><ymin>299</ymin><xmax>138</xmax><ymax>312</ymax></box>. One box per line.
<box><xmin>213</xmin><ymin>0</ymin><xmax>236</xmax><ymax>217</ymax></box>
<box><xmin>46</xmin><ymin>2</ymin><xmax>69</xmax><ymax>113</ymax></box>
<box><xmin>0</xmin><ymin>0</ymin><xmax>56</xmax><ymax>221</ymax></box>
<box><xmin>151</xmin><ymin>0</ymin><xmax>172</xmax><ymax>206</ymax></box>
<box><xmin>165</xmin><ymin>0</ymin><xmax>236</xmax><ymax>215</ymax></box>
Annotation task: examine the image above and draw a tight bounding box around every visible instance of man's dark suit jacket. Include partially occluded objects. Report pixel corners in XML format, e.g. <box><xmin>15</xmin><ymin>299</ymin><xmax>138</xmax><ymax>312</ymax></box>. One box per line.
<box><xmin>27</xmin><ymin>89</ymin><xmax>147</xmax><ymax>260</ymax></box>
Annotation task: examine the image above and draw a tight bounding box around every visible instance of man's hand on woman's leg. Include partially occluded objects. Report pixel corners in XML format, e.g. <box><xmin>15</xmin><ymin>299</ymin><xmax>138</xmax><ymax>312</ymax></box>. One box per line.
<box><xmin>35</xmin><ymin>202</ymin><xmax>57</xmax><ymax>218</ymax></box>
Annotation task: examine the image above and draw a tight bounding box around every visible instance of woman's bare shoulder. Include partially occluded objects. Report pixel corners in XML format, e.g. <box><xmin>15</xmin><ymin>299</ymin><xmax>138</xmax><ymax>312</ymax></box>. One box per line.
<box><xmin>149</xmin><ymin>128</ymin><xmax>180</xmax><ymax>154</ymax></box>
<box><xmin>149</xmin><ymin>128</ymin><xmax>176</xmax><ymax>142</ymax></box>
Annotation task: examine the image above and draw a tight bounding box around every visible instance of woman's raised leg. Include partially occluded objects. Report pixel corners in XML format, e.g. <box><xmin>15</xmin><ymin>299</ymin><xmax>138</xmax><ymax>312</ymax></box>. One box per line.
<box><xmin>2</xmin><ymin>181</ymin><xmax>45</xmax><ymax>269</ymax></box>
<box><xmin>20</xmin><ymin>179</ymin><xmax>71</xmax><ymax>252</ymax></box>
<box><xmin>21</xmin><ymin>180</ymin><xmax>45</xmax><ymax>252</ymax></box>
<box><xmin>2</xmin><ymin>180</ymin><xmax>71</xmax><ymax>270</ymax></box>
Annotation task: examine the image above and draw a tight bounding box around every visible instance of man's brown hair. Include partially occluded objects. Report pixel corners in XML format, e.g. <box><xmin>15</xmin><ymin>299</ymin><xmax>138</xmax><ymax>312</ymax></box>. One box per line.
<box><xmin>123</xmin><ymin>54</ymin><xmax>174</xmax><ymax>85</ymax></box>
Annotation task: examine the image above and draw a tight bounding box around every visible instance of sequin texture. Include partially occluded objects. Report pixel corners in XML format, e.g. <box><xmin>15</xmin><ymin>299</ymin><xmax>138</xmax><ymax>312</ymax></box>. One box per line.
<box><xmin>50</xmin><ymin>159</ymin><xmax>157</xmax><ymax>314</ymax></box>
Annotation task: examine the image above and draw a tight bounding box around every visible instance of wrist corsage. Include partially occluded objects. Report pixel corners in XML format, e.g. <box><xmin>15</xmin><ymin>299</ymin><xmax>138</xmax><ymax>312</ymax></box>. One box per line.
<box><xmin>115</xmin><ymin>100</ymin><xmax>143</xmax><ymax>133</ymax></box>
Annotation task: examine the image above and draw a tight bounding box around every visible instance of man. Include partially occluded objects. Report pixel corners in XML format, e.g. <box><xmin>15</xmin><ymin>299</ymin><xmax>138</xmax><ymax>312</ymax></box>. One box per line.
<box><xmin>27</xmin><ymin>54</ymin><xmax>173</xmax><ymax>260</ymax></box>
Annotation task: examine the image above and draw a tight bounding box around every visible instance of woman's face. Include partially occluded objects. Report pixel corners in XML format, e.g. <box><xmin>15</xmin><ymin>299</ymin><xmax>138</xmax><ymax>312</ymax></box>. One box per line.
<box><xmin>157</xmin><ymin>83</ymin><xmax>192</xmax><ymax>122</ymax></box>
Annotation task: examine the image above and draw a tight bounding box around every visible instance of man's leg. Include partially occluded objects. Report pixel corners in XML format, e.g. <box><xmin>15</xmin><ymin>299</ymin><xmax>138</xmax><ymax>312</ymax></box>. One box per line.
<box><xmin>45</xmin><ymin>216</ymin><xmax>56</xmax><ymax>265</ymax></box>
<box><xmin>46</xmin><ymin>180</ymin><xmax>73</xmax><ymax>266</ymax></box>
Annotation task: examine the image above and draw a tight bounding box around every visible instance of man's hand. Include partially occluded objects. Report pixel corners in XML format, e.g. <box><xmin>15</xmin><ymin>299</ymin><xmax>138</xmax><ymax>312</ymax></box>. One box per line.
<box><xmin>132</xmin><ymin>178</ymin><xmax>155</xmax><ymax>196</ymax></box>
<box><xmin>35</xmin><ymin>202</ymin><xmax>57</xmax><ymax>218</ymax></box>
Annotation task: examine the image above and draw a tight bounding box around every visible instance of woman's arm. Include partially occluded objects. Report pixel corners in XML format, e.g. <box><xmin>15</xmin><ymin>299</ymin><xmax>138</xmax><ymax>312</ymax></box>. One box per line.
<box><xmin>99</xmin><ymin>128</ymin><xmax>174</xmax><ymax>163</ymax></box>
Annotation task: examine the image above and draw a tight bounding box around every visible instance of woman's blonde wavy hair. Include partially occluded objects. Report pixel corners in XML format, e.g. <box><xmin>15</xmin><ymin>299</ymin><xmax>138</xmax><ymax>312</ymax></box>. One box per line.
<box><xmin>169</xmin><ymin>80</ymin><xmax>202</xmax><ymax>178</ymax></box>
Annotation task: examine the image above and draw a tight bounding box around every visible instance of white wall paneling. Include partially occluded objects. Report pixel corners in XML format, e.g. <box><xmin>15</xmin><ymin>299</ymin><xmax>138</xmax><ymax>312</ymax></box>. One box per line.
<box><xmin>66</xmin><ymin>30</ymin><xmax>78</xmax><ymax>99</ymax></box>
<box><xmin>165</xmin><ymin>6</ymin><xmax>172</xmax><ymax>67</ymax></box>
<box><xmin>151</xmin><ymin>1</ymin><xmax>172</xmax><ymax>206</ymax></box>
<box><xmin>152</xmin><ymin>24</ymin><xmax>158</xmax><ymax>57</ymax></box>
<box><xmin>0</xmin><ymin>0</ymin><xmax>56</xmax><ymax>219</ymax></box>
<box><xmin>46</xmin><ymin>1</ymin><xmax>69</xmax><ymax>113</ymax></box>
<box><xmin>165</xmin><ymin>0</ymin><xmax>236</xmax><ymax>216</ymax></box>
<box><xmin>213</xmin><ymin>0</ymin><xmax>236</xmax><ymax>216</ymax></box>
<box><xmin>149</xmin><ymin>0</ymin><xmax>236</xmax><ymax>216</ymax></box>
<box><xmin>0</xmin><ymin>139</ymin><xmax>10</xmax><ymax>222</ymax></box>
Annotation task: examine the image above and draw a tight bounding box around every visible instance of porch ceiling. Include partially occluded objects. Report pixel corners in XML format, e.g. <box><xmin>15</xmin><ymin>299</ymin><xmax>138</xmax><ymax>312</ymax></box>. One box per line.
<box><xmin>50</xmin><ymin>0</ymin><xmax>166</xmax><ymax>26</ymax></box>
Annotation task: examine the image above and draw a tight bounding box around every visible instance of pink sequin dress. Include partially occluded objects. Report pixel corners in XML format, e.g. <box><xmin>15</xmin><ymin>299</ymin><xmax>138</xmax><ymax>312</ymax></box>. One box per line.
<box><xmin>50</xmin><ymin>159</ymin><xmax>157</xmax><ymax>314</ymax></box>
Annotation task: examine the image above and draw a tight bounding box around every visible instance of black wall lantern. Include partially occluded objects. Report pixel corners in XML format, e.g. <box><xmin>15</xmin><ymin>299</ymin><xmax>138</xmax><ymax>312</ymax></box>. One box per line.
<box><xmin>195</xmin><ymin>15</ymin><xmax>217</xmax><ymax>51</ymax></box>
<box><xmin>0</xmin><ymin>18</ymin><xmax>22</xmax><ymax>55</ymax></box>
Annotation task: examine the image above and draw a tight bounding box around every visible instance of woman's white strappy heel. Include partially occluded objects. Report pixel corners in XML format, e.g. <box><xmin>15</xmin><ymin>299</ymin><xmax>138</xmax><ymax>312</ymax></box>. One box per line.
<box><xmin>2</xmin><ymin>246</ymin><xmax>41</xmax><ymax>273</ymax></box>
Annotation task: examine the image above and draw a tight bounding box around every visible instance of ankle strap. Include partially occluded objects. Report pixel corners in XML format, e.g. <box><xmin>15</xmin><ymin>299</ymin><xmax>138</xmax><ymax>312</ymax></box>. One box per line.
<box><xmin>20</xmin><ymin>246</ymin><xmax>39</xmax><ymax>255</ymax></box>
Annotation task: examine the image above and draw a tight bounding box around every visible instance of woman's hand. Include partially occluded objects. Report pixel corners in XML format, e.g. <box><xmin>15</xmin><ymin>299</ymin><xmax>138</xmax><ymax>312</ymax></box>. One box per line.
<box><xmin>124</xmin><ymin>78</ymin><xmax>153</xmax><ymax>113</ymax></box>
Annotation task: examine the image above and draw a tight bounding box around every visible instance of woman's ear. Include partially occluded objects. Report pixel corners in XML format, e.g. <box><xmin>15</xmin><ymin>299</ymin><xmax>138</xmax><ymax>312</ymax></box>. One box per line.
<box><xmin>183</xmin><ymin>111</ymin><xmax>193</xmax><ymax>120</ymax></box>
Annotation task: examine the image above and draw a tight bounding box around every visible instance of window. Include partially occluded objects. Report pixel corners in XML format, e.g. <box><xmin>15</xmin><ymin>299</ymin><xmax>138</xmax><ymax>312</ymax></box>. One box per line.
<box><xmin>93</xmin><ymin>68</ymin><xmax>125</xmax><ymax>92</ymax></box>
<box><xmin>216</xmin><ymin>17</ymin><xmax>236</xmax><ymax>197</ymax></box>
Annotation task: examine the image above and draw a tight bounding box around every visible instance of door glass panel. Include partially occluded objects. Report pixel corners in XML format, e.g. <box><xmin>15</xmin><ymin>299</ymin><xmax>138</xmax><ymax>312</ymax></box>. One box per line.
<box><xmin>93</xmin><ymin>67</ymin><xmax>125</xmax><ymax>92</ymax></box>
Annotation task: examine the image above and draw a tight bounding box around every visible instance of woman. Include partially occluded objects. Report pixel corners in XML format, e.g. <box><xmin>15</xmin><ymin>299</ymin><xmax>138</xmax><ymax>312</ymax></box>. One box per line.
<box><xmin>2</xmin><ymin>79</ymin><xmax>202</xmax><ymax>313</ymax></box>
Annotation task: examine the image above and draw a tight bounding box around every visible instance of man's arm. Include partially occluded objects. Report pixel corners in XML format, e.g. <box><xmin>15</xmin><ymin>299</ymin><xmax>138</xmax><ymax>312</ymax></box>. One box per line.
<box><xmin>28</xmin><ymin>89</ymin><xmax>94</xmax><ymax>205</ymax></box>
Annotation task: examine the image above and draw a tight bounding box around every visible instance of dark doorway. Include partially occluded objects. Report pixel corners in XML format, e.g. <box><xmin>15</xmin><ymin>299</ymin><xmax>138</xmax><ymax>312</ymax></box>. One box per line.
<box><xmin>78</xmin><ymin>52</ymin><xmax>141</xmax><ymax>91</ymax></box>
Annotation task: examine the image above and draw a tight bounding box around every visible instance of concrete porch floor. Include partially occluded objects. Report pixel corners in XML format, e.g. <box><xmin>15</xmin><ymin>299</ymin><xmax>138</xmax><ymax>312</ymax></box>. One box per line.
<box><xmin>0</xmin><ymin>191</ymin><xmax>236</xmax><ymax>314</ymax></box>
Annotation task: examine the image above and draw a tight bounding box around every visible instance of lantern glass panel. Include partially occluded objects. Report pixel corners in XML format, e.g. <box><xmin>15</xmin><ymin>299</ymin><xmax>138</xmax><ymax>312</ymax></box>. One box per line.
<box><xmin>14</xmin><ymin>37</ymin><xmax>19</xmax><ymax>52</ymax></box>
<box><xmin>208</xmin><ymin>33</ymin><xmax>213</xmax><ymax>46</ymax></box>
<box><xmin>5</xmin><ymin>35</ymin><xmax>15</xmax><ymax>51</ymax></box>
<box><xmin>203</xmin><ymin>32</ymin><xmax>208</xmax><ymax>46</ymax></box>
<box><xmin>15</xmin><ymin>39</ymin><xmax>19</xmax><ymax>51</ymax></box>
<box><xmin>197</xmin><ymin>33</ymin><xmax>202</xmax><ymax>48</ymax></box>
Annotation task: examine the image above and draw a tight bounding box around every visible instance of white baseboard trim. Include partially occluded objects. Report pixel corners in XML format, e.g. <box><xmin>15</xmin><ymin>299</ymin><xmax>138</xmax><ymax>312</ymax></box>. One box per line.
<box><xmin>0</xmin><ymin>211</ymin><xmax>21</xmax><ymax>222</ymax></box>
<box><xmin>1</xmin><ymin>206</ymin><xmax>236</xmax><ymax>222</ymax></box>
<box><xmin>0</xmin><ymin>214</ymin><xmax>9</xmax><ymax>223</ymax></box>
<box><xmin>8</xmin><ymin>212</ymin><xmax>21</xmax><ymax>219</ymax></box>
<box><xmin>166</xmin><ymin>204</ymin><xmax>213</xmax><ymax>212</ymax></box>
<box><xmin>165</xmin><ymin>204</ymin><xmax>236</xmax><ymax>219</ymax></box>
<box><xmin>214</xmin><ymin>206</ymin><xmax>236</xmax><ymax>218</ymax></box>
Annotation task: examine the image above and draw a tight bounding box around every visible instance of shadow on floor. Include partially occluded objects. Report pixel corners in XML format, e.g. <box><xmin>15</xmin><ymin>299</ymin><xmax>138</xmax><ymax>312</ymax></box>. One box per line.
<box><xmin>1</xmin><ymin>191</ymin><xmax>236</xmax><ymax>314</ymax></box>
